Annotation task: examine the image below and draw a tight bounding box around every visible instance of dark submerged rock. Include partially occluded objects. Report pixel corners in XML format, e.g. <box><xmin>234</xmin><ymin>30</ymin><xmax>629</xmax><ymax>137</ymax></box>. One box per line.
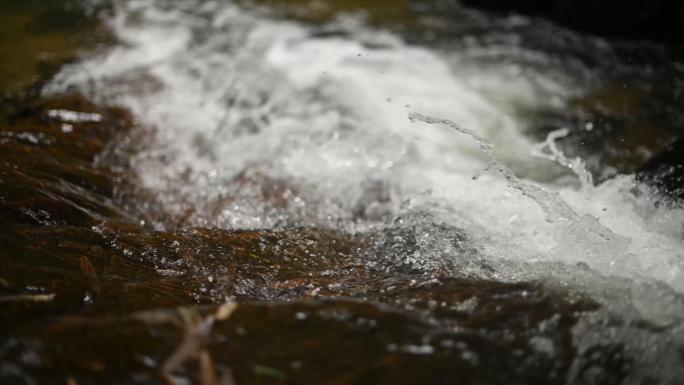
<box><xmin>636</xmin><ymin>138</ymin><xmax>684</xmax><ymax>202</ymax></box>
<box><xmin>0</xmin><ymin>93</ymin><xmax>136</xmax><ymax>227</ymax></box>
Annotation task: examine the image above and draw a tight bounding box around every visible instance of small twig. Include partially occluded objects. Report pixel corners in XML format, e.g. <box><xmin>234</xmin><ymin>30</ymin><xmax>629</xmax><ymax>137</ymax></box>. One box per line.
<box><xmin>0</xmin><ymin>293</ymin><xmax>56</xmax><ymax>303</ymax></box>
<box><xmin>199</xmin><ymin>351</ymin><xmax>219</xmax><ymax>385</ymax></box>
<box><xmin>160</xmin><ymin>303</ymin><xmax>238</xmax><ymax>385</ymax></box>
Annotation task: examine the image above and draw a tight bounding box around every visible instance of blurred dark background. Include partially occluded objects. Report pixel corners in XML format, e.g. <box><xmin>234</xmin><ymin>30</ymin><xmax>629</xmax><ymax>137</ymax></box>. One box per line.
<box><xmin>463</xmin><ymin>0</ymin><xmax>684</xmax><ymax>45</ymax></box>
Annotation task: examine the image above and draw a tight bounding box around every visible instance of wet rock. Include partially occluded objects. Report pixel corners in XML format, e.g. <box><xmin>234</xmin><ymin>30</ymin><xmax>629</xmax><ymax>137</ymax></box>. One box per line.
<box><xmin>0</xmin><ymin>92</ymin><xmax>144</xmax><ymax>333</ymax></box>
<box><xmin>2</xmin><ymin>277</ymin><xmax>596</xmax><ymax>385</ymax></box>
<box><xmin>0</xmin><ymin>93</ymin><xmax>137</xmax><ymax>226</ymax></box>
<box><xmin>2</xmin><ymin>209</ymin><xmax>601</xmax><ymax>384</ymax></box>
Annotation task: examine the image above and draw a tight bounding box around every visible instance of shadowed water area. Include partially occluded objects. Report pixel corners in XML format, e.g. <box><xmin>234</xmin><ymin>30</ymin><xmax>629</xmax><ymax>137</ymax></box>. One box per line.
<box><xmin>2</xmin><ymin>1</ymin><xmax>684</xmax><ymax>385</ymax></box>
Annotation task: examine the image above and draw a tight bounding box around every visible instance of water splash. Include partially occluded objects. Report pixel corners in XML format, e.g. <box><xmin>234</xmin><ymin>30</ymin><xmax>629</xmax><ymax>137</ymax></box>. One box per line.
<box><xmin>407</xmin><ymin>112</ymin><xmax>578</xmax><ymax>225</ymax></box>
<box><xmin>532</xmin><ymin>127</ymin><xmax>594</xmax><ymax>188</ymax></box>
<box><xmin>409</xmin><ymin>112</ymin><xmax>633</xmax><ymax>273</ymax></box>
<box><xmin>411</xmin><ymin>113</ymin><xmax>582</xmax><ymax>222</ymax></box>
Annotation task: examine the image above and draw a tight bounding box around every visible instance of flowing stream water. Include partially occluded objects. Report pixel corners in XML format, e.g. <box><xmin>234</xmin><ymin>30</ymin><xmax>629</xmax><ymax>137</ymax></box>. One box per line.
<box><xmin>7</xmin><ymin>0</ymin><xmax>684</xmax><ymax>383</ymax></box>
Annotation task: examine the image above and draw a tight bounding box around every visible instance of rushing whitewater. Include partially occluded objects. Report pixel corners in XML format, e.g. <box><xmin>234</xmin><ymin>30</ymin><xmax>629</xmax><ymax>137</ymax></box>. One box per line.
<box><xmin>48</xmin><ymin>0</ymin><xmax>684</xmax><ymax>381</ymax></box>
